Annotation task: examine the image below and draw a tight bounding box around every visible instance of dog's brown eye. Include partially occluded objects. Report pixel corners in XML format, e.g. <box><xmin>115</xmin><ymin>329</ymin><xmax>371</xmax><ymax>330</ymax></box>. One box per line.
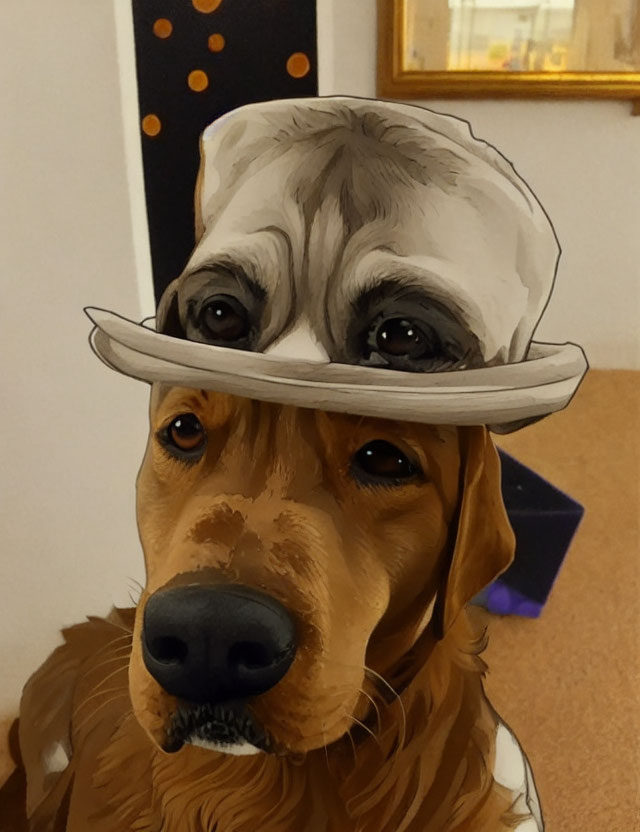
<box><xmin>352</xmin><ymin>440</ymin><xmax>420</xmax><ymax>484</ymax></box>
<box><xmin>162</xmin><ymin>414</ymin><xmax>206</xmax><ymax>458</ymax></box>
<box><xmin>200</xmin><ymin>295</ymin><xmax>250</xmax><ymax>342</ymax></box>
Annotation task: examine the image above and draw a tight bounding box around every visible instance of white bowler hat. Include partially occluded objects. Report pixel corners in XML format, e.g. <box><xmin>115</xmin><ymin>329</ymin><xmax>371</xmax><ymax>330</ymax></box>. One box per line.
<box><xmin>88</xmin><ymin>96</ymin><xmax>587</xmax><ymax>433</ymax></box>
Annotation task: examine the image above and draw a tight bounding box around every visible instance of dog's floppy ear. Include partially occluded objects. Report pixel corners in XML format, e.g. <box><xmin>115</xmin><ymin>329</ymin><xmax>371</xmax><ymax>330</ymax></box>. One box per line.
<box><xmin>14</xmin><ymin>611</ymin><xmax>134</xmax><ymax>827</ymax></box>
<box><xmin>155</xmin><ymin>278</ymin><xmax>185</xmax><ymax>338</ymax></box>
<box><xmin>436</xmin><ymin>425</ymin><xmax>515</xmax><ymax>635</ymax></box>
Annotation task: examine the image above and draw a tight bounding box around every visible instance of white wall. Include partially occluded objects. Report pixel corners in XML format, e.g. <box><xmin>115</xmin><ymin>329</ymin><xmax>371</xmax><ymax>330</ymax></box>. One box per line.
<box><xmin>0</xmin><ymin>1</ymin><xmax>150</xmax><ymax>717</ymax></box>
<box><xmin>317</xmin><ymin>0</ymin><xmax>640</xmax><ymax>369</ymax></box>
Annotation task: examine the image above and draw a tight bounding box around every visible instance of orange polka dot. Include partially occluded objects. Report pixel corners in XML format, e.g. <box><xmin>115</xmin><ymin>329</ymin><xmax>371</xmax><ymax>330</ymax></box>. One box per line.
<box><xmin>141</xmin><ymin>114</ymin><xmax>162</xmax><ymax>137</ymax></box>
<box><xmin>286</xmin><ymin>52</ymin><xmax>311</xmax><ymax>79</ymax></box>
<box><xmin>152</xmin><ymin>18</ymin><xmax>173</xmax><ymax>39</ymax></box>
<box><xmin>192</xmin><ymin>0</ymin><xmax>222</xmax><ymax>12</ymax></box>
<box><xmin>188</xmin><ymin>69</ymin><xmax>209</xmax><ymax>92</ymax></box>
<box><xmin>207</xmin><ymin>33</ymin><xmax>226</xmax><ymax>53</ymax></box>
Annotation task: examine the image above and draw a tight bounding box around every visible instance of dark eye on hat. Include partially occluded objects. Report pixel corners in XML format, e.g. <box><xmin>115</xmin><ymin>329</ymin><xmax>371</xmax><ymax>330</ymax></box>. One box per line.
<box><xmin>374</xmin><ymin>317</ymin><xmax>437</xmax><ymax>360</ymax></box>
<box><xmin>199</xmin><ymin>295</ymin><xmax>250</xmax><ymax>343</ymax></box>
<box><xmin>344</xmin><ymin>284</ymin><xmax>482</xmax><ymax>373</ymax></box>
<box><xmin>179</xmin><ymin>266</ymin><xmax>266</xmax><ymax>349</ymax></box>
<box><xmin>364</xmin><ymin>313</ymin><xmax>463</xmax><ymax>371</ymax></box>
<box><xmin>159</xmin><ymin>414</ymin><xmax>207</xmax><ymax>461</ymax></box>
<box><xmin>351</xmin><ymin>440</ymin><xmax>422</xmax><ymax>486</ymax></box>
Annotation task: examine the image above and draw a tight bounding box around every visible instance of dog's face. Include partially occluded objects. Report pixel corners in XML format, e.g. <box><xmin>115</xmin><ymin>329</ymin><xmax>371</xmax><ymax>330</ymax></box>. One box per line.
<box><xmin>129</xmin><ymin>386</ymin><xmax>513</xmax><ymax>757</ymax></box>
<box><xmin>128</xmin><ymin>100</ymin><xmax>520</xmax><ymax>760</ymax></box>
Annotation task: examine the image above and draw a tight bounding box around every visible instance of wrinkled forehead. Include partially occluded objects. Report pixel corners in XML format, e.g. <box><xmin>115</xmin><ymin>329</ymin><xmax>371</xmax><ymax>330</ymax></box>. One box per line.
<box><xmin>194</xmin><ymin>105</ymin><xmax>533</xmax><ymax>278</ymax></box>
<box><xmin>195</xmin><ymin>99</ymin><xmax>533</xmax><ymax>240</ymax></box>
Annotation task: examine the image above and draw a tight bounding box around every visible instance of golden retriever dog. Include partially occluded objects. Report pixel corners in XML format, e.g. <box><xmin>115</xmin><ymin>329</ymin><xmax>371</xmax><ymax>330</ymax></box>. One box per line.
<box><xmin>1</xmin><ymin>96</ymin><xmax>563</xmax><ymax>831</ymax></box>
<box><xmin>1</xmin><ymin>389</ymin><xmax>542</xmax><ymax>831</ymax></box>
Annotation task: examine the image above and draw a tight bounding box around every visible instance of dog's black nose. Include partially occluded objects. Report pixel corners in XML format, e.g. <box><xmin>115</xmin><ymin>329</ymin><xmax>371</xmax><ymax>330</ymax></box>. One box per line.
<box><xmin>142</xmin><ymin>584</ymin><xmax>296</xmax><ymax>704</ymax></box>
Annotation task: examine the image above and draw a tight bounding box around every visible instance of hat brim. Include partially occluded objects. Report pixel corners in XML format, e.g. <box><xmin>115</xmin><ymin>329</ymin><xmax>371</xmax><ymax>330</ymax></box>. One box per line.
<box><xmin>86</xmin><ymin>308</ymin><xmax>587</xmax><ymax>433</ymax></box>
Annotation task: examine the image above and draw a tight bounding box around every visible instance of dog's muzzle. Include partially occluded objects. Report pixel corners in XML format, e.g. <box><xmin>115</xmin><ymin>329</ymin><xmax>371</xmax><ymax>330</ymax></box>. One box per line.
<box><xmin>142</xmin><ymin>583</ymin><xmax>297</xmax><ymax>706</ymax></box>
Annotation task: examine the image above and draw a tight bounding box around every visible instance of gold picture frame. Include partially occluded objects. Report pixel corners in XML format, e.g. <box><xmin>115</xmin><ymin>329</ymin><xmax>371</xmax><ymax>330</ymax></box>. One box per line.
<box><xmin>378</xmin><ymin>0</ymin><xmax>640</xmax><ymax>99</ymax></box>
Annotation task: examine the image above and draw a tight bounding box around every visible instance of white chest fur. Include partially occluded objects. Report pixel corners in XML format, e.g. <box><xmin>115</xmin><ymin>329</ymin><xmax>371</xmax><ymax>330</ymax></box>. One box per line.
<box><xmin>493</xmin><ymin>723</ymin><xmax>544</xmax><ymax>830</ymax></box>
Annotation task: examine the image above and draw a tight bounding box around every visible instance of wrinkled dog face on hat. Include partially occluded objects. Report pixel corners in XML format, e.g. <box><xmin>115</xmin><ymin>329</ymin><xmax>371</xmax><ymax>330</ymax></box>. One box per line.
<box><xmin>157</xmin><ymin>97</ymin><xmax>559</xmax><ymax>372</ymax></box>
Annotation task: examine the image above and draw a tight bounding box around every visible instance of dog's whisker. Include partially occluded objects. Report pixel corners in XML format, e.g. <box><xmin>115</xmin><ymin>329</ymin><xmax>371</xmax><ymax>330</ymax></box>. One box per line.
<box><xmin>73</xmin><ymin>692</ymin><xmax>130</xmax><ymax>736</ymax></box>
<box><xmin>345</xmin><ymin>726</ymin><xmax>358</xmax><ymax>766</ymax></box>
<box><xmin>126</xmin><ymin>576</ymin><xmax>144</xmax><ymax>594</ymax></box>
<box><xmin>74</xmin><ymin>684</ymin><xmax>128</xmax><ymax>716</ymax></box>
<box><xmin>93</xmin><ymin>644</ymin><xmax>133</xmax><ymax>660</ymax></box>
<box><xmin>363</xmin><ymin>666</ymin><xmax>400</xmax><ymax>703</ymax></box>
<box><xmin>80</xmin><ymin>638</ymin><xmax>132</xmax><ymax>675</ymax></box>
<box><xmin>105</xmin><ymin>643</ymin><xmax>133</xmax><ymax>655</ymax></box>
<box><xmin>85</xmin><ymin>651</ymin><xmax>131</xmax><ymax>677</ymax></box>
<box><xmin>74</xmin><ymin>663</ymin><xmax>129</xmax><ymax>718</ymax></box>
<box><xmin>358</xmin><ymin>687</ymin><xmax>382</xmax><ymax>736</ymax></box>
<box><xmin>343</xmin><ymin>711</ymin><xmax>380</xmax><ymax>746</ymax></box>
<box><xmin>321</xmin><ymin>721</ymin><xmax>332</xmax><ymax>776</ymax></box>
<box><xmin>96</xmin><ymin>633</ymin><xmax>133</xmax><ymax>652</ymax></box>
<box><xmin>364</xmin><ymin>665</ymin><xmax>407</xmax><ymax>756</ymax></box>
<box><xmin>73</xmin><ymin>673</ymin><xmax>129</xmax><ymax>721</ymax></box>
<box><xmin>89</xmin><ymin>634</ymin><xmax>133</xmax><ymax>663</ymax></box>
<box><xmin>315</xmin><ymin>655</ymin><xmax>400</xmax><ymax>705</ymax></box>
<box><xmin>90</xmin><ymin>660</ymin><xmax>129</xmax><ymax>690</ymax></box>
<box><xmin>126</xmin><ymin>580</ymin><xmax>144</xmax><ymax>605</ymax></box>
<box><xmin>308</xmin><ymin>656</ymin><xmax>407</xmax><ymax>752</ymax></box>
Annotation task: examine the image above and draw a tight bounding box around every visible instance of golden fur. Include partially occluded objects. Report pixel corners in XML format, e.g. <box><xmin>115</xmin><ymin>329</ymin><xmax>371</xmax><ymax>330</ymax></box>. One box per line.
<box><xmin>0</xmin><ymin>391</ymin><xmax>531</xmax><ymax>831</ymax></box>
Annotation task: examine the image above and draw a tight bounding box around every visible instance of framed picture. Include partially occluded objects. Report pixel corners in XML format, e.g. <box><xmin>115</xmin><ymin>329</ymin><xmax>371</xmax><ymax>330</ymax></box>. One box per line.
<box><xmin>378</xmin><ymin>0</ymin><xmax>640</xmax><ymax>98</ymax></box>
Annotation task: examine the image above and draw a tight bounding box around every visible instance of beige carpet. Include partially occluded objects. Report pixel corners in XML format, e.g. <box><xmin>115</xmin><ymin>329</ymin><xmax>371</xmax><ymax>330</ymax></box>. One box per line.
<box><xmin>2</xmin><ymin>370</ymin><xmax>638</xmax><ymax>830</ymax></box>
<box><xmin>486</xmin><ymin>369</ymin><xmax>640</xmax><ymax>832</ymax></box>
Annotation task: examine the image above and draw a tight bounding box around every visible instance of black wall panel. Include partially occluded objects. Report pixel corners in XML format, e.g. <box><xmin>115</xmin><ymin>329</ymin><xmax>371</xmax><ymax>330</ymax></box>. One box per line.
<box><xmin>132</xmin><ymin>0</ymin><xmax>318</xmax><ymax>302</ymax></box>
